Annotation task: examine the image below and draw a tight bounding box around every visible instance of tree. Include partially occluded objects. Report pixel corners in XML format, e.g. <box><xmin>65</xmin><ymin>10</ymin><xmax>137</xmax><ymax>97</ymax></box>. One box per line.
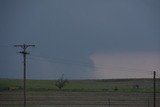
<box><xmin>55</xmin><ymin>74</ymin><xmax>69</xmax><ymax>90</ymax></box>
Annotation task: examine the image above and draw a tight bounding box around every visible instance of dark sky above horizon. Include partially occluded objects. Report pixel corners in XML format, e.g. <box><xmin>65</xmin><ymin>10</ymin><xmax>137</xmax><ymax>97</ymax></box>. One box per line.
<box><xmin>0</xmin><ymin>0</ymin><xmax>160</xmax><ymax>79</ymax></box>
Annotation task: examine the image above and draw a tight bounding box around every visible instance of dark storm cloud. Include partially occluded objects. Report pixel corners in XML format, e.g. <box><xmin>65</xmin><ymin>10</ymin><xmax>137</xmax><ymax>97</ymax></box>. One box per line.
<box><xmin>0</xmin><ymin>0</ymin><xmax>160</xmax><ymax>79</ymax></box>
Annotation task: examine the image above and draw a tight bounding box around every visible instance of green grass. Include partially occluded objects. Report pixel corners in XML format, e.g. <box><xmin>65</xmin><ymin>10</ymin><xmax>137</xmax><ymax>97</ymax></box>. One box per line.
<box><xmin>0</xmin><ymin>78</ymin><xmax>160</xmax><ymax>92</ymax></box>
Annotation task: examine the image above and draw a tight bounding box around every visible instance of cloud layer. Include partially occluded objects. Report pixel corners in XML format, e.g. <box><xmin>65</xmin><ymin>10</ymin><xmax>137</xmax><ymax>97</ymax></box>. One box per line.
<box><xmin>0</xmin><ymin>0</ymin><xmax>160</xmax><ymax>79</ymax></box>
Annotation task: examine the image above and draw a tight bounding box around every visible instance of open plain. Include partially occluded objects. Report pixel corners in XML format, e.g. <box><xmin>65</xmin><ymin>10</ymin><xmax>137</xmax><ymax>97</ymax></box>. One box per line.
<box><xmin>0</xmin><ymin>79</ymin><xmax>160</xmax><ymax>107</ymax></box>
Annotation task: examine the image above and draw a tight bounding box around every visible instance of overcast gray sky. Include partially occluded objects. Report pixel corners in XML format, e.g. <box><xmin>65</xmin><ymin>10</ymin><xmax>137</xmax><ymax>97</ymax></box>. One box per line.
<box><xmin>0</xmin><ymin>0</ymin><xmax>160</xmax><ymax>79</ymax></box>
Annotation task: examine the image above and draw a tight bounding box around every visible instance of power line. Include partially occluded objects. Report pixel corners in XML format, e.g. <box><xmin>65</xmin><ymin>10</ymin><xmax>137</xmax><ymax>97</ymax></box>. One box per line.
<box><xmin>30</xmin><ymin>54</ymin><xmax>153</xmax><ymax>73</ymax></box>
<box><xmin>0</xmin><ymin>45</ymin><xmax>15</xmax><ymax>49</ymax></box>
<box><xmin>155</xmin><ymin>73</ymin><xmax>160</xmax><ymax>78</ymax></box>
<box><xmin>28</xmin><ymin>55</ymin><xmax>153</xmax><ymax>78</ymax></box>
<box><xmin>0</xmin><ymin>45</ymin><xmax>12</xmax><ymax>47</ymax></box>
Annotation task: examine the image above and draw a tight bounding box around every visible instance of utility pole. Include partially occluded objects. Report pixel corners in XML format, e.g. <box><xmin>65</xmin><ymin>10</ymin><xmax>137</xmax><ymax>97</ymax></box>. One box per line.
<box><xmin>14</xmin><ymin>44</ymin><xmax>35</xmax><ymax>107</ymax></box>
<box><xmin>147</xmin><ymin>98</ymin><xmax>150</xmax><ymax>107</ymax></box>
<box><xmin>108</xmin><ymin>98</ymin><xmax>110</xmax><ymax>107</ymax></box>
<box><xmin>153</xmin><ymin>71</ymin><xmax>156</xmax><ymax>107</ymax></box>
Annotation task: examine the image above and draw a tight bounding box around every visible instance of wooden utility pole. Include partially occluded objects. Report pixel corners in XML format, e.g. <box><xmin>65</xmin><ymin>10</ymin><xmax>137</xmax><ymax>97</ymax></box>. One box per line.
<box><xmin>14</xmin><ymin>44</ymin><xmax>35</xmax><ymax>107</ymax></box>
<box><xmin>153</xmin><ymin>71</ymin><xmax>156</xmax><ymax>107</ymax></box>
<box><xmin>147</xmin><ymin>98</ymin><xmax>150</xmax><ymax>107</ymax></box>
<box><xmin>108</xmin><ymin>98</ymin><xmax>111</xmax><ymax>107</ymax></box>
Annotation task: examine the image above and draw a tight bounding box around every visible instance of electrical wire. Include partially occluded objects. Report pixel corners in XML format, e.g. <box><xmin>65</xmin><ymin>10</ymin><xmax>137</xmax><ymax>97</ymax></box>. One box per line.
<box><xmin>28</xmin><ymin>54</ymin><xmax>153</xmax><ymax>77</ymax></box>
<box><xmin>30</xmin><ymin>54</ymin><xmax>154</xmax><ymax>72</ymax></box>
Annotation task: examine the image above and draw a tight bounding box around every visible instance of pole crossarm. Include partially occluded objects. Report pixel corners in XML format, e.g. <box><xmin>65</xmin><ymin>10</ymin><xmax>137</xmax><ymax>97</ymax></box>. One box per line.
<box><xmin>14</xmin><ymin>44</ymin><xmax>35</xmax><ymax>49</ymax></box>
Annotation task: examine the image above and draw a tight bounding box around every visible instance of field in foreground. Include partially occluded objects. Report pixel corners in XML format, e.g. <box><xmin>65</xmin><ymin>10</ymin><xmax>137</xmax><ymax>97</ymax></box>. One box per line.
<box><xmin>0</xmin><ymin>91</ymin><xmax>160</xmax><ymax>107</ymax></box>
<box><xmin>0</xmin><ymin>79</ymin><xmax>160</xmax><ymax>107</ymax></box>
<box><xmin>0</xmin><ymin>78</ymin><xmax>160</xmax><ymax>92</ymax></box>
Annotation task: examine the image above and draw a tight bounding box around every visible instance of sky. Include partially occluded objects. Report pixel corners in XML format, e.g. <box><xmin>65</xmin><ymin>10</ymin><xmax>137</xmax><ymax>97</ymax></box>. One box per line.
<box><xmin>0</xmin><ymin>0</ymin><xmax>160</xmax><ymax>80</ymax></box>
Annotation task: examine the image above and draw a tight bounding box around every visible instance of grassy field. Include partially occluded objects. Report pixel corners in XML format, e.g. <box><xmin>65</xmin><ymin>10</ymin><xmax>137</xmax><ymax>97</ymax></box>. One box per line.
<box><xmin>0</xmin><ymin>79</ymin><xmax>160</xmax><ymax>107</ymax></box>
<box><xmin>0</xmin><ymin>78</ymin><xmax>160</xmax><ymax>92</ymax></box>
<box><xmin>0</xmin><ymin>91</ymin><xmax>160</xmax><ymax>107</ymax></box>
